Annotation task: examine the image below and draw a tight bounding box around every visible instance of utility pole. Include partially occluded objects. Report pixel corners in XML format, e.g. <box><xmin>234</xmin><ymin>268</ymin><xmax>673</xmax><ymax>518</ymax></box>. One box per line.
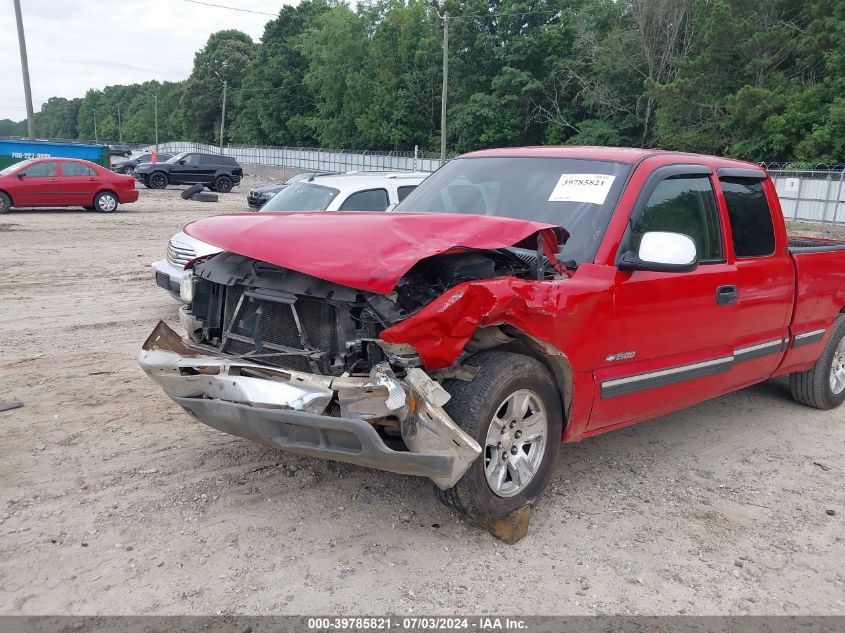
<box><xmin>13</xmin><ymin>0</ymin><xmax>35</xmax><ymax>138</ymax></box>
<box><xmin>439</xmin><ymin>12</ymin><xmax>449</xmax><ymax>164</ymax></box>
<box><xmin>154</xmin><ymin>94</ymin><xmax>159</xmax><ymax>154</ymax></box>
<box><xmin>93</xmin><ymin>109</ymin><xmax>98</xmax><ymax>143</ymax></box>
<box><xmin>428</xmin><ymin>0</ymin><xmax>449</xmax><ymax>163</ymax></box>
<box><xmin>116</xmin><ymin>103</ymin><xmax>122</xmax><ymax>143</ymax></box>
<box><xmin>219</xmin><ymin>80</ymin><xmax>228</xmax><ymax>153</ymax></box>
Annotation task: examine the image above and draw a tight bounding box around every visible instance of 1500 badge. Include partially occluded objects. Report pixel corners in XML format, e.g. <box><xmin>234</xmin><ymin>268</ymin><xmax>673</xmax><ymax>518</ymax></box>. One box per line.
<box><xmin>606</xmin><ymin>351</ymin><xmax>636</xmax><ymax>362</ymax></box>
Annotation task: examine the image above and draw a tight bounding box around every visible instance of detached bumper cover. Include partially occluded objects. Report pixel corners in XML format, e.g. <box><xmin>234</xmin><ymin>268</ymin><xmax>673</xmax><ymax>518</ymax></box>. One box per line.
<box><xmin>137</xmin><ymin>322</ymin><xmax>480</xmax><ymax>488</ymax></box>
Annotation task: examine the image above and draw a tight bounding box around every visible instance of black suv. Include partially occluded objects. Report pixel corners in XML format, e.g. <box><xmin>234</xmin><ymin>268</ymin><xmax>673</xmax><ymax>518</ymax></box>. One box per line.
<box><xmin>108</xmin><ymin>144</ymin><xmax>132</xmax><ymax>157</ymax></box>
<box><xmin>134</xmin><ymin>152</ymin><xmax>243</xmax><ymax>192</ymax></box>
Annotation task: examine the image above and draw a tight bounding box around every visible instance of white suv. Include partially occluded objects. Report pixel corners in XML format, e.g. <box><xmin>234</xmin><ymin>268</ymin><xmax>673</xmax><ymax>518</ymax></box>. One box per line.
<box><xmin>152</xmin><ymin>172</ymin><xmax>428</xmax><ymax>299</ymax></box>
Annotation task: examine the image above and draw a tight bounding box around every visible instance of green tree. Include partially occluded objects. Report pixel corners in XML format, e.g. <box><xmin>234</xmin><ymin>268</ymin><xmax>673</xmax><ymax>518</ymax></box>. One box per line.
<box><xmin>180</xmin><ymin>30</ymin><xmax>255</xmax><ymax>144</ymax></box>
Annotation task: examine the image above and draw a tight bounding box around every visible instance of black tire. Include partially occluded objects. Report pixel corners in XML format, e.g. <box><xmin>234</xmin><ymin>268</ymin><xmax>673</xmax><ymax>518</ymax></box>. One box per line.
<box><xmin>181</xmin><ymin>184</ymin><xmax>204</xmax><ymax>200</ymax></box>
<box><xmin>148</xmin><ymin>172</ymin><xmax>168</xmax><ymax>189</ymax></box>
<box><xmin>213</xmin><ymin>175</ymin><xmax>233</xmax><ymax>193</ymax></box>
<box><xmin>0</xmin><ymin>192</ymin><xmax>11</xmax><ymax>214</ymax></box>
<box><xmin>122</xmin><ymin>165</ymin><xmax>134</xmax><ymax>175</ymax></box>
<box><xmin>93</xmin><ymin>191</ymin><xmax>119</xmax><ymax>213</ymax></box>
<box><xmin>789</xmin><ymin>314</ymin><xmax>845</xmax><ymax>410</ymax></box>
<box><xmin>191</xmin><ymin>192</ymin><xmax>219</xmax><ymax>202</ymax></box>
<box><xmin>437</xmin><ymin>351</ymin><xmax>563</xmax><ymax>522</ymax></box>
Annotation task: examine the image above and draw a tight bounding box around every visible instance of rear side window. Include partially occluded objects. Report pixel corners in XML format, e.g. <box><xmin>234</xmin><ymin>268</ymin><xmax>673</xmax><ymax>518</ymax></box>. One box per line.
<box><xmin>720</xmin><ymin>178</ymin><xmax>776</xmax><ymax>257</ymax></box>
<box><xmin>22</xmin><ymin>161</ymin><xmax>57</xmax><ymax>177</ymax></box>
<box><xmin>397</xmin><ymin>185</ymin><xmax>417</xmax><ymax>202</ymax></box>
<box><xmin>339</xmin><ymin>189</ymin><xmax>390</xmax><ymax>211</ymax></box>
<box><xmin>632</xmin><ymin>175</ymin><xmax>723</xmax><ymax>262</ymax></box>
<box><xmin>61</xmin><ymin>162</ymin><xmax>95</xmax><ymax>177</ymax></box>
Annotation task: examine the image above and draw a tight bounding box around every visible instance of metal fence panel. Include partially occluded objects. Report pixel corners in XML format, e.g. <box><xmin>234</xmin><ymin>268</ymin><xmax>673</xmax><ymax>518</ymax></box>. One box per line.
<box><xmin>769</xmin><ymin>169</ymin><xmax>845</xmax><ymax>224</ymax></box>
<box><xmin>144</xmin><ymin>141</ymin><xmax>443</xmax><ymax>174</ymax></box>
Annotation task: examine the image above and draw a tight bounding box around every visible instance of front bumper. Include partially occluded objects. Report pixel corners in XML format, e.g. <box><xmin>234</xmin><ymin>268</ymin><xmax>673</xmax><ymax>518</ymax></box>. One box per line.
<box><xmin>247</xmin><ymin>195</ymin><xmax>268</xmax><ymax>210</ymax></box>
<box><xmin>151</xmin><ymin>259</ymin><xmax>187</xmax><ymax>299</ymax></box>
<box><xmin>137</xmin><ymin>322</ymin><xmax>481</xmax><ymax>488</ymax></box>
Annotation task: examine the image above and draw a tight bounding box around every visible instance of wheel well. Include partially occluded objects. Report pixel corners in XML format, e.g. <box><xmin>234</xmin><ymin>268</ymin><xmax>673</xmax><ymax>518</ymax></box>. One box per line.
<box><xmin>93</xmin><ymin>189</ymin><xmax>118</xmax><ymax>203</ymax></box>
<box><xmin>461</xmin><ymin>325</ymin><xmax>573</xmax><ymax>425</ymax></box>
<box><xmin>0</xmin><ymin>188</ymin><xmax>12</xmax><ymax>204</ymax></box>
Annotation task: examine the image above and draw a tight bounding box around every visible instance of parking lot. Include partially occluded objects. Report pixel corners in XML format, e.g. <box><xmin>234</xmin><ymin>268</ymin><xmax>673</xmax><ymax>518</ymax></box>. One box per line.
<box><xmin>0</xmin><ymin>173</ymin><xmax>843</xmax><ymax>616</ymax></box>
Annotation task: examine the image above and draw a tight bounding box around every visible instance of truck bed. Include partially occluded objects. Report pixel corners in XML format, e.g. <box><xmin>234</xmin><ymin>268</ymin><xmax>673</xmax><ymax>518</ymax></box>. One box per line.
<box><xmin>788</xmin><ymin>236</ymin><xmax>845</xmax><ymax>253</ymax></box>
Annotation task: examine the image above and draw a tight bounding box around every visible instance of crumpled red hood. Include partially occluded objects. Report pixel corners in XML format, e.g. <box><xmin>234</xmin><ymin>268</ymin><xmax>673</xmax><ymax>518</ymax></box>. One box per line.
<box><xmin>184</xmin><ymin>212</ymin><xmax>567</xmax><ymax>294</ymax></box>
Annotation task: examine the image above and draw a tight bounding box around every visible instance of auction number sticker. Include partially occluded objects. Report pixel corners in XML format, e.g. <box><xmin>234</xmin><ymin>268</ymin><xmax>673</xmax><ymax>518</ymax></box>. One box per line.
<box><xmin>548</xmin><ymin>173</ymin><xmax>615</xmax><ymax>205</ymax></box>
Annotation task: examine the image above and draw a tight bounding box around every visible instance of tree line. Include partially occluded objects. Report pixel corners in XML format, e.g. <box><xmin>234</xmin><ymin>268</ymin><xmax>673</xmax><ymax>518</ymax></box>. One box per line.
<box><xmin>1</xmin><ymin>0</ymin><xmax>843</xmax><ymax>165</ymax></box>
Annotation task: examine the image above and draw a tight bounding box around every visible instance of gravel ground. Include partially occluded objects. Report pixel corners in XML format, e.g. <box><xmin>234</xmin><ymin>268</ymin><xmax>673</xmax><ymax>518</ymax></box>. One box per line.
<box><xmin>0</xmin><ymin>176</ymin><xmax>843</xmax><ymax>616</ymax></box>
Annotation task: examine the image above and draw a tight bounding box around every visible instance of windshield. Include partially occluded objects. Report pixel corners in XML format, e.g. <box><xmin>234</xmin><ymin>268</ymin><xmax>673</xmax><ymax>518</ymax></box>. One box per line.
<box><xmin>0</xmin><ymin>159</ymin><xmax>35</xmax><ymax>176</ymax></box>
<box><xmin>165</xmin><ymin>153</ymin><xmax>187</xmax><ymax>164</ymax></box>
<box><xmin>394</xmin><ymin>156</ymin><xmax>631</xmax><ymax>264</ymax></box>
<box><xmin>260</xmin><ymin>182</ymin><xmax>340</xmax><ymax>212</ymax></box>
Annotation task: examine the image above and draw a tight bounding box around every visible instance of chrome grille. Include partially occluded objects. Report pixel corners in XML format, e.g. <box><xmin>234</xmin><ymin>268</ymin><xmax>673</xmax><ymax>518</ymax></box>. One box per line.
<box><xmin>166</xmin><ymin>240</ymin><xmax>196</xmax><ymax>268</ymax></box>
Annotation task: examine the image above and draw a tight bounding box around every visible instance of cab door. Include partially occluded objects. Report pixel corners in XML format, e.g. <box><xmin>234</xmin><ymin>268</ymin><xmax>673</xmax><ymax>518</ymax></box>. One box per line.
<box><xmin>716</xmin><ymin>169</ymin><xmax>793</xmax><ymax>388</ymax></box>
<box><xmin>588</xmin><ymin>165</ymin><xmax>740</xmax><ymax>431</ymax></box>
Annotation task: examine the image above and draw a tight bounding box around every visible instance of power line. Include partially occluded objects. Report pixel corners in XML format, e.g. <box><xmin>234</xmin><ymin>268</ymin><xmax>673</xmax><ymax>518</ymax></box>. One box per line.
<box><xmin>180</xmin><ymin>0</ymin><xmax>277</xmax><ymax>17</ymax></box>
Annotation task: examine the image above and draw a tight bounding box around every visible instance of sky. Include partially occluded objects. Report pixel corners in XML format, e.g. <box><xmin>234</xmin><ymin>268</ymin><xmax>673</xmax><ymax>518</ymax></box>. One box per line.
<box><xmin>0</xmin><ymin>0</ymin><xmax>292</xmax><ymax>121</ymax></box>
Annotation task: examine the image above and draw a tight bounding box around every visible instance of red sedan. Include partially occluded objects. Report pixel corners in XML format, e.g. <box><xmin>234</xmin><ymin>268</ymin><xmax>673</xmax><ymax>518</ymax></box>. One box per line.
<box><xmin>0</xmin><ymin>157</ymin><xmax>139</xmax><ymax>213</ymax></box>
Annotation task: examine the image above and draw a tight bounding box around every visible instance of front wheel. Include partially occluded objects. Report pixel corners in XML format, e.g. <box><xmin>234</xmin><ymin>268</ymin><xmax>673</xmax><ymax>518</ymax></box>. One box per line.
<box><xmin>0</xmin><ymin>192</ymin><xmax>11</xmax><ymax>214</ymax></box>
<box><xmin>93</xmin><ymin>191</ymin><xmax>119</xmax><ymax>213</ymax></box>
<box><xmin>148</xmin><ymin>172</ymin><xmax>168</xmax><ymax>189</ymax></box>
<box><xmin>438</xmin><ymin>351</ymin><xmax>563</xmax><ymax>522</ymax></box>
<box><xmin>122</xmin><ymin>166</ymin><xmax>134</xmax><ymax>175</ymax></box>
<box><xmin>790</xmin><ymin>315</ymin><xmax>845</xmax><ymax>410</ymax></box>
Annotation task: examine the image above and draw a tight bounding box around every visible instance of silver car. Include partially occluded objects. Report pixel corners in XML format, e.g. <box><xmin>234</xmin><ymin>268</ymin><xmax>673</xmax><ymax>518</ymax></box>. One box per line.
<box><xmin>152</xmin><ymin>172</ymin><xmax>428</xmax><ymax>299</ymax></box>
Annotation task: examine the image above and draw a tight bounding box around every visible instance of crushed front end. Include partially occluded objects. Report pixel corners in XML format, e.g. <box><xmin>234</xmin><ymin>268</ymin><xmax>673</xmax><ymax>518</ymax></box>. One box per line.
<box><xmin>137</xmin><ymin>251</ymin><xmax>534</xmax><ymax>488</ymax></box>
<box><xmin>138</xmin><ymin>236</ymin><xmax>564</xmax><ymax>487</ymax></box>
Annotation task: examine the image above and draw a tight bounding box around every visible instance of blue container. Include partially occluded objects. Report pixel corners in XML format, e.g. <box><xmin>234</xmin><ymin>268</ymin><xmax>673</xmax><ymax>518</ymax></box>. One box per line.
<box><xmin>0</xmin><ymin>139</ymin><xmax>109</xmax><ymax>169</ymax></box>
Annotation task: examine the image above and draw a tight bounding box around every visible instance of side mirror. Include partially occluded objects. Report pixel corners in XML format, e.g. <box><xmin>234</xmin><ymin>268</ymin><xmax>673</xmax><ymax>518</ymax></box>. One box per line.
<box><xmin>618</xmin><ymin>231</ymin><xmax>698</xmax><ymax>273</ymax></box>
<box><xmin>16</xmin><ymin>173</ymin><xmax>25</xmax><ymax>179</ymax></box>
<box><xmin>178</xmin><ymin>160</ymin><xmax>186</xmax><ymax>165</ymax></box>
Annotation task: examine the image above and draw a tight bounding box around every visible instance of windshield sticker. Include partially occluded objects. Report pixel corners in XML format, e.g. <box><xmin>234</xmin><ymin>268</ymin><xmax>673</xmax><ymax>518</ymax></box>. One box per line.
<box><xmin>548</xmin><ymin>174</ymin><xmax>615</xmax><ymax>205</ymax></box>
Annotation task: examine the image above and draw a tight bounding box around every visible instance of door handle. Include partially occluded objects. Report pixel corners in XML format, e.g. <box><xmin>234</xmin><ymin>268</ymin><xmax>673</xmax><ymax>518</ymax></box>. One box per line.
<box><xmin>716</xmin><ymin>285</ymin><xmax>739</xmax><ymax>305</ymax></box>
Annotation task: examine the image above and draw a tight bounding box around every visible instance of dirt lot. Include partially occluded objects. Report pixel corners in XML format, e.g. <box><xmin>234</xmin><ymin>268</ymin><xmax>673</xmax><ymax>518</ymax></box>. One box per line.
<box><xmin>0</xmin><ymin>173</ymin><xmax>843</xmax><ymax>616</ymax></box>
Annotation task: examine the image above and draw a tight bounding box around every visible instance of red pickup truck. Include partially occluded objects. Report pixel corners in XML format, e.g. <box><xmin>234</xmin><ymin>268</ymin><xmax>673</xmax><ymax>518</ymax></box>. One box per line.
<box><xmin>139</xmin><ymin>146</ymin><xmax>845</xmax><ymax>523</ymax></box>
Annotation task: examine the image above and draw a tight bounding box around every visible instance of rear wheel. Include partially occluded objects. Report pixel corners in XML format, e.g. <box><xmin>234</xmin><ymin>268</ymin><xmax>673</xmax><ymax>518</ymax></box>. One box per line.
<box><xmin>214</xmin><ymin>175</ymin><xmax>233</xmax><ymax>193</ymax></box>
<box><xmin>437</xmin><ymin>351</ymin><xmax>563</xmax><ymax>522</ymax></box>
<box><xmin>0</xmin><ymin>192</ymin><xmax>11</xmax><ymax>214</ymax></box>
<box><xmin>790</xmin><ymin>315</ymin><xmax>845</xmax><ymax>410</ymax></box>
<box><xmin>148</xmin><ymin>172</ymin><xmax>168</xmax><ymax>189</ymax></box>
<box><xmin>93</xmin><ymin>191</ymin><xmax>119</xmax><ymax>213</ymax></box>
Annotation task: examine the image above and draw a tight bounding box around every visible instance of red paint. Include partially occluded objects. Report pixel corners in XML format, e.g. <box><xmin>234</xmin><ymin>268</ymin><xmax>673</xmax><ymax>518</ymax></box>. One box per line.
<box><xmin>378</xmin><ymin>150</ymin><xmax>845</xmax><ymax>441</ymax></box>
<box><xmin>187</xmin><ymin>147</ymin><xmax>845</xmax><ymax>443</ymax></box>
<box><xmin>184</xmin><ymin>211</ymin><xmax>567</xmax><ymax>294</ymax></box>
<box><xmin>0</xmin><ymin>158</ymin><xmax>138</xmax><ymax>207</ymax></box>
